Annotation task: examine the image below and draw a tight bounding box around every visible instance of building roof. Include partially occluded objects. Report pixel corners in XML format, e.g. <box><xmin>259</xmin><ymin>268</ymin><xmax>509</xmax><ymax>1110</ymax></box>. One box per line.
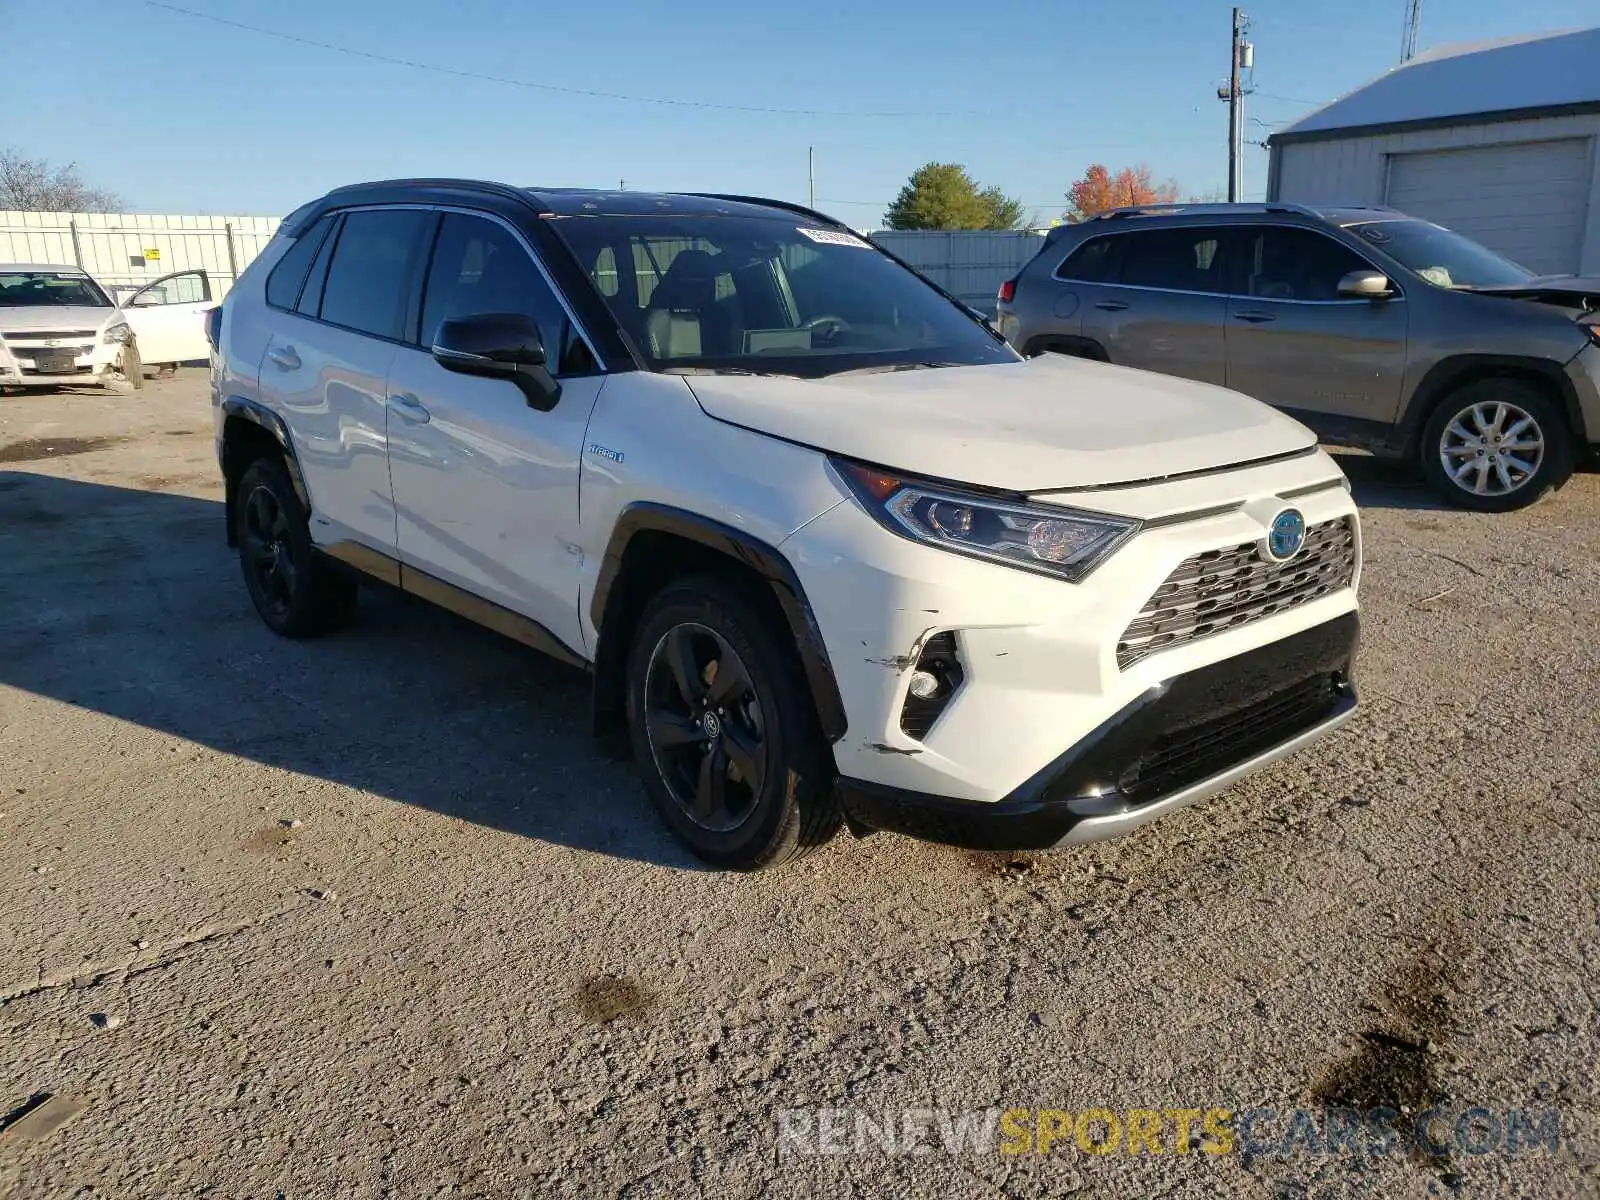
<box><xmin>1272</xmin><ymin>25</ymin><xmax>1600</xmax><ymax>145</ymax></box>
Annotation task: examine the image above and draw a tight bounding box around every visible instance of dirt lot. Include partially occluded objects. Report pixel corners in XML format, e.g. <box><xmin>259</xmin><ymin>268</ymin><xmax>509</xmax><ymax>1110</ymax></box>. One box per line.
<box><xmin>0</xmin><ymin>369</ymin><xmax>1596</xmax><ymax>1199</ymax></box>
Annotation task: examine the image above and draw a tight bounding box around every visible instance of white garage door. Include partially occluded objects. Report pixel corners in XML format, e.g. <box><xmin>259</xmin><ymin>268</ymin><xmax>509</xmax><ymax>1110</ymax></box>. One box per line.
<box><xmin>1385</xmin><ymin>138</ymin><xmax>1592</xmax><ymax>274</ymax></box>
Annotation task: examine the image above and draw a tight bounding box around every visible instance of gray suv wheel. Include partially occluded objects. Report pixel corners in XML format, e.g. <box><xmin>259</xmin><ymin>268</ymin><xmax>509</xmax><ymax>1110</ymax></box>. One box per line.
<box><xmin>1420</xmin><ymin>379</ymin><xmax>1573</xmax><ymax>512</ymax></box>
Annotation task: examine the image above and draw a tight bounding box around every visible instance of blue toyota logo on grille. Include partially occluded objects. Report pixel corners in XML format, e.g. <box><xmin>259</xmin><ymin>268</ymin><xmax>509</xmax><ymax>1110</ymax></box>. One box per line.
<box><xmin>1265</xmin><ymin>508</ymin><xmax>1307</xmax><ymax>562</ymax></box>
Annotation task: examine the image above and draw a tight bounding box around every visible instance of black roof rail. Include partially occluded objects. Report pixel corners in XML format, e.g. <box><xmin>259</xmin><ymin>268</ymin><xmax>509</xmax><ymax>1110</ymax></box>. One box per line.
<box><xmin>688</xmin><ymin>193</ymin><xmax>855</xmax><ymax>231</ymax></box>
<box><xmin>324</xmin><ymin>177</ymin><xmax>537</xmax><ymax>205</ymax></box>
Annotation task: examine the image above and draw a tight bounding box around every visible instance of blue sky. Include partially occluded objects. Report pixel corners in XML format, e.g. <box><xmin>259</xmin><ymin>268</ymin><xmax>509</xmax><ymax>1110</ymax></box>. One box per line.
<box><xmin>11</xmin><ymin>0</ymin><xmax>1593</xmax><ymax>224</ymax></box>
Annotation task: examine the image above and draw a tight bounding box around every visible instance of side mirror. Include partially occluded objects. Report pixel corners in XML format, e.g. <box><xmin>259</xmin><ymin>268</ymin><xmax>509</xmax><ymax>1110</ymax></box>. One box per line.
<box><xmin>1337</xmin><ymin>270</ymin><xmax>1394</xmax><ymax>300</ymax></box>
<box><xmin>432</xmin><ymin>312</ymin><xmax>560</xmax><ymax>409</ymax></box>
<box><xmin>130</xmin><ymin>292</ymin><xmax>163</xmax><ymax>307</ymax></box>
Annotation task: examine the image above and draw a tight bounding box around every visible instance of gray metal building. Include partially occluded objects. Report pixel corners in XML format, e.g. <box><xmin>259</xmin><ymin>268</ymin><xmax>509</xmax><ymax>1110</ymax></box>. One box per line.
<box><xmin>1267</xmin><ymin>26</ymin><xmax>1600</xmax><ymax>275</ymax></box>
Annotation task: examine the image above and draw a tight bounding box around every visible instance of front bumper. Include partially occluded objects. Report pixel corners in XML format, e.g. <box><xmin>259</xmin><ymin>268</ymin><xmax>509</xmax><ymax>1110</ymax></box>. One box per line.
<box><xmin>1566</xmin><ymin>343</ymin><xmax>1600</xmax><ymax>447</ymax></box>
<box><xmin>0</xmin><ymin>338</ymin><xmax>119</xmax><ymax>387</ymax></box>
<box><xmin>839</xmin><ymin>613</ymin><xmax>1358</xmax><ymax>850</ymax></box>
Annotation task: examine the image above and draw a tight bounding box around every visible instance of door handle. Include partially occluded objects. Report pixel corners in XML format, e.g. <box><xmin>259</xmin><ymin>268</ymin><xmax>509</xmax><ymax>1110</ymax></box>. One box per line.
<box><xmin>1233</xmin><ymin>311</ymin><xmax>1276</xmax><ymax>324</ymax></box>
<box><xmin>1094</xmin><ymin>300</ymin><xmax>1130</xmax><ymax>312</ymax></box>
<box><xmin>267</xmin><ymin>345</ymin><xmax>301</xmax><ymax>370</ymax></box>
<box><xmin>388</xmin><ymin>393</ymin><xmax>430</xmax><ymax>424</ymax></box>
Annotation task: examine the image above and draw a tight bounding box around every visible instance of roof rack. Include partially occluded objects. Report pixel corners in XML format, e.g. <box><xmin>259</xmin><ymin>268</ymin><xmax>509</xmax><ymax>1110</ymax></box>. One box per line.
<box><xmin>1091</xmin><ymin>201</ymin><xmax>1323</xmax><ymax>220</ymax></box>
<box><xmin>689</xmin><ymin>193</ymin><xmax>855</xmax><ymax>232</ymax></box>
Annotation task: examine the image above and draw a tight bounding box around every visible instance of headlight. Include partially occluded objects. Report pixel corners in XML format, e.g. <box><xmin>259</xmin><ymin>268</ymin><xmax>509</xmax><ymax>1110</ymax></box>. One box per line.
<box><xmin>102</xmin><ymin>321</ymin><xmax>132</xmax><ymax>345</ymax></box>
<box><xmin>833</xmin><ymin>459</ymin><xmax>1139</xmax><ymax>582</ymax></box>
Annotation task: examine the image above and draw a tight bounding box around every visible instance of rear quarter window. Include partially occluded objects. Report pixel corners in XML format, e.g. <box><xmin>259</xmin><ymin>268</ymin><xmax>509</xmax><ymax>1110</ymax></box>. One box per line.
<box><xmin>265</xmin><ymin>216</ymin><xmax>334</xmax><ymax>310</ymax></box>
<box><xmin>1055</xmin><ymin>236</ymin><xmax>1123</xmax><ymax>283</ymax></box>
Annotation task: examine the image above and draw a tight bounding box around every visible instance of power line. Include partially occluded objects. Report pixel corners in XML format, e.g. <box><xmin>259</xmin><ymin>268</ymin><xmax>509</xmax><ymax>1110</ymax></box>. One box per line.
<box><xmin>144</xmin><ymin>1</ymin><xmax>984</xmax><ymax>119</ymax></box>
<box><xmin>1251</xmin><ymin>91</ymin><xmax>1328</xmax><ymax>106</ymax></box>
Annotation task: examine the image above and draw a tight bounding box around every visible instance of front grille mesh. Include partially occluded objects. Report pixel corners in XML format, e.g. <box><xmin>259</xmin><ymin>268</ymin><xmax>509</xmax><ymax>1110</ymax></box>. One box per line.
<box><xmin>1120</xmin><ymin>673</ymin><xmax>1342</xmax><ymax>800</ymax></box>
<box><xmin>1118</xmin><ymin>517</ymin><xmax>1356</xmax><ymax>669</ymax></box>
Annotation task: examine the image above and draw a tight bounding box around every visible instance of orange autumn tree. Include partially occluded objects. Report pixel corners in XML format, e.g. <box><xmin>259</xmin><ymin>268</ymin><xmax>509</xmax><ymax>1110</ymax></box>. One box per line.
<box><xmin>1064</xmin><ymin>164</ymin><xmax>1180</xmax><ymax>222</ymax></box>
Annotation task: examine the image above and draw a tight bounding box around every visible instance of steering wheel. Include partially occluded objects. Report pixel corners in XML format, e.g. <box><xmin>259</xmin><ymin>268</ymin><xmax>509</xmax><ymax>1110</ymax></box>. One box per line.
<box><xmin>802</xmin><ymin>313</ymin><xmax>852</xmax><ymax>341</ymax></box>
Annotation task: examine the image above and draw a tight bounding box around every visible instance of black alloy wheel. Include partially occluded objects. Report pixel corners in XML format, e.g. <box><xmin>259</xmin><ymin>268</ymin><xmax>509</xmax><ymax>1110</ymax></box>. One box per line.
<box><xmin>241</xmin><ymin>483</ymin><xmax>298</xmax><ymax>626</ymax></box>
<box><xmin>643</xmin><ymin>622</ymin><xmax>767</xmax><ymax>832</ymax></box>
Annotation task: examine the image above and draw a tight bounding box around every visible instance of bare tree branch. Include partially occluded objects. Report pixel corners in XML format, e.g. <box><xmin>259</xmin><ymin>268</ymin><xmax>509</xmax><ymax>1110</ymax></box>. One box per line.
<box><xmin>0</xmin><ymin>148</ymin><xmax>126</xmax><ymax>212</ymax></box>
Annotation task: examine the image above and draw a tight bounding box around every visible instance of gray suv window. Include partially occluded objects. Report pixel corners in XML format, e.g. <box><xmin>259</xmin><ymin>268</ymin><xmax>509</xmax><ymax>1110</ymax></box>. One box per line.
<box><xmin>1239</xmin><ymin>227</ymin><xmax>1374</xmax><ymax>302</ymax></box>
<box><xmin>1118</xmin><ymin>228</ymin><xmax>1228</xmax><ymax>293</ymax></box>
<box><xmin>1055</xmin><ymin>236</ymin><xmax>1122</xmax><ymax>283</ymax></box>
<box><xmin>319</xmin><ymin>209</ymin><xmax>433</xmax><ymax>340</ymax></box>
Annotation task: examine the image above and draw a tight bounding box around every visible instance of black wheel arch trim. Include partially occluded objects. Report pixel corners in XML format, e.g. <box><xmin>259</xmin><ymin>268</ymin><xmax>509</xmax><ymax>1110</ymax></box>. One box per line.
<box><xmin>1399</xmin><ymin>354</ymin><xmax>1587</xmax><ymax>455</ymax></box>
<box><xmin>591</xmin><ymin>502</ymin><xmax>848</xmax><ymax>743</ymax></box>
<box><xmin>220</xmin><ymin>396</ymin><xmax>311</xmax><ymax>548</ymax></box>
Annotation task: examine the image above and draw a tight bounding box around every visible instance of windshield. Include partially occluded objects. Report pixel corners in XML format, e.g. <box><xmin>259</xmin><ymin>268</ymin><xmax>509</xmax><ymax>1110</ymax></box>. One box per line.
<box><xmin>1347</xmin><ymin>220</ymin><xmax>1535</xmax><ymax>290</ymax></box>
<box><xmin>0</xmin><ymin>270</ymin><xmax>112</xmax><ymax>308</ymax></box>
<box><xmin>547</xmin><ymin>214</ymin><xmax>1018</xmax><ymax>377</ymax></box>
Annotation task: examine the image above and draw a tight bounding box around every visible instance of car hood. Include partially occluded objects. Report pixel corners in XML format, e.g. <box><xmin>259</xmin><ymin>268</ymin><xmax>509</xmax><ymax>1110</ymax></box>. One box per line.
<box><xmin>0</xmin><ymin>305</ymin><xmax>117</xmax><ymax>332</ymax></box>
<box><xmin>1473</xmin><ymin>275</ymin><xmax>1600</xmax><ymax>306</ymax></box>
<box><xmin>684</xmin><ymin>355</ymin><xmax>1318</xmax><ymax>492</ymax></box>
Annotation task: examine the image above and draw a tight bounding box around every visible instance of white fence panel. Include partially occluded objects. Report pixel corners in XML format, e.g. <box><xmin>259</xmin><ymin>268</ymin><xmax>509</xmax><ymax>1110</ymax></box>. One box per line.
<box><xmin>0</xmin><ymin>211</ymin><xmax>282</xmax><ymax>298</ymax></box>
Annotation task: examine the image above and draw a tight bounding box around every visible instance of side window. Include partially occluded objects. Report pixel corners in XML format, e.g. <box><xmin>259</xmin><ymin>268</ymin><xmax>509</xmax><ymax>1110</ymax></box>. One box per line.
<box><xmin>590</xmin><ymin>245</ymin><xmax>620</xmax><ymax>297</ymax></box>
<box><xmin>296</xmin><ymin>215</ymin><xmax>341</xmax><ymax>318</ymax></box>
<box><xmin>420</xmin><ymin>213</ymin><xmax>593</xmax><ymax>376</ymax></box>
<box><xmin>1055</xmin><ymin>236</ymin><xmax>1122</xmax><ymax>282</ymax></box>
<box><xmin>319</xmin><ymin>209</ymin><xmax>433</xmax><ymax>340</ymax></box>
<box><xmin>265</xmin><ymin>216</ymin><xmax>333</xmax><ymax>310</ymax></box>
<box><xmin>133</xmin><ymin>271</ymin><xmax>210</xmax><ymax>306</ymax></box>
<box><xmin>1242</xmin><ymin>228</ymin><xmax>1375</xmax><ymax>302</ymax></box>
<box><xmin>1119</xmin><ymin>228</ymin><xmax>1227</xmax><ymax>293</ymax></box>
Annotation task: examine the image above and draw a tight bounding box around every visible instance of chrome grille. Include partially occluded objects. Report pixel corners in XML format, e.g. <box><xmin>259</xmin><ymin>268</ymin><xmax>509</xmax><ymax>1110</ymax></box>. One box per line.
<box><xmin>1118</xmin><ymin>517</ymin><xmax>1356</xmax><ymax>669</ymax></box>
<box><xmin>2</xmin><ymin>330</ymin><xmax>98</xmax><ymax>341</ymax></box>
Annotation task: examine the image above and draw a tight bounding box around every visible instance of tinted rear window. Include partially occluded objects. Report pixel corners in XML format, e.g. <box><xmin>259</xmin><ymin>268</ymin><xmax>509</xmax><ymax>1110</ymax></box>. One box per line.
<box><xmin>1118</xmin><ymin>228</ymin><xmax>1227</xmax><ymax>292</ymax></box>
<box><xmin>318</xmin><ymin>209</ymin><xmax>433</xmax><ymax>340</ymax></box>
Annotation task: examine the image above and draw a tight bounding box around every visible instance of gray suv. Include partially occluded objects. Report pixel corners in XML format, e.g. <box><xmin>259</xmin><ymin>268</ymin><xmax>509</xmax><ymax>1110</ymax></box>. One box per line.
<box><xmin>996</xmin><ymin>203</ymin><xmax>1600</xmax><ymax>511</ymax></box>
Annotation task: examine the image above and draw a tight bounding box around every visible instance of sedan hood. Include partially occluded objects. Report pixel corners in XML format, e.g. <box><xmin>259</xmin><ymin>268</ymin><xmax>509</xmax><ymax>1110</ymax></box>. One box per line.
<box><xmin>684</xmin><ymin>355</ymin><xmax>1317</xmax><ymax>492</ymax></box>
<box><xmin>0</xmin><ymin>305</ymin><xmax>116</xmax><ymax>332</ymax></box>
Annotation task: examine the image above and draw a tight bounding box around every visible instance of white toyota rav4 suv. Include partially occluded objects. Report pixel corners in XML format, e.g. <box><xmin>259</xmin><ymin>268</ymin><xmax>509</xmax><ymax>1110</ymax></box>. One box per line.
<box><xmin>214</xmin><ymin>180</ymin><xmax>1361</xmax><ymax>869</ymax></box>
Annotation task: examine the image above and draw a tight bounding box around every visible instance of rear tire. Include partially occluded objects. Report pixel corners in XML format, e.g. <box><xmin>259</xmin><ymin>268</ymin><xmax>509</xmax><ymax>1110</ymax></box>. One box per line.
<box><xmin>625</xmin><ymin>576</ymin><xmax>840</xmax><ymax>870</ymax></box>
<box><xmin>1420</xmin><ymin>378</ymin><xmax>1572</xmax><ymax>512</ymax></box>
<box><xmin>235</xmin><ymin>456</ymin><xmax>357</xmax><ymax>637</ymax></box>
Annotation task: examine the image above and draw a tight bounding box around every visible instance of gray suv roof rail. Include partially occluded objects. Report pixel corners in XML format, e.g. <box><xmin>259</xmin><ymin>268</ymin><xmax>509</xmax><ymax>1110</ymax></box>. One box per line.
<box><xmin>1091</xmin><ymin>202</ymin><xmax>1325</xmax><ymax>221</ymax></box>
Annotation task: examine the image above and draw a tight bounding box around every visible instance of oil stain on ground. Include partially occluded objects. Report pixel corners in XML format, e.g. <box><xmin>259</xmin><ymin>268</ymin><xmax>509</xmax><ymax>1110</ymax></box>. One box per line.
<box><xmin>241</xmin><ymin>826</ymin><xmax>296</xmax><ymax>855</ymax></box>
<box><xmin>574</xmin><ymin>974</ymin><xmax>654</xmax><ymax>1024</ymax></box>
<box><xmin>1311</xmin><ymin>925</ymin><xmax>1471</xmax><ymax>1171</ymax></box>
<box><xmin>0</xmin><ymin>436</ymin><xmax>124</xmax><ymax>464</ymax></box>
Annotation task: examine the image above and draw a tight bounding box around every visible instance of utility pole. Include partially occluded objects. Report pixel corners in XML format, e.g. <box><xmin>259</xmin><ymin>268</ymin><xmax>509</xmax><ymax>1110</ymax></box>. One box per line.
<box><xmin>1401</xmin><ymin>0</ymin><xmax>1422</xmax><ymax>62</ymax></box>
<box><xmin>808</xmin><ymin>146</ymin><xmax>815</xmax><ymax>209</ymax></box>
<box><xmin>1218</xmin><ymin>8</ymin><xmax>1251</xmax><ymax>202</ymax></box>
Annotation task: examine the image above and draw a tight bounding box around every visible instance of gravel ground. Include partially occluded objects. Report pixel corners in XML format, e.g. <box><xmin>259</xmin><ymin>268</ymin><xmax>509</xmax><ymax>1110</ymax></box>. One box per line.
<box><xmin>0</xmin><ymin>370</ymin><xmax>1596</xmax><ymax>1199</ymax></box>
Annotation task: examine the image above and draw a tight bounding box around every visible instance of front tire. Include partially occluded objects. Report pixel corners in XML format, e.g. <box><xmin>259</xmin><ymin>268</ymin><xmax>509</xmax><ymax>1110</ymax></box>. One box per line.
<box><xmin>625</xmin><ymin>577</ymin><xmax>840</xmax><ymax>870</ymax></box>
<box><xmin>235</xmin><ymin>457</ymin><xmax>357</xmax><ymax>637</ymax></box>
<box><xmin>122</xmin><ymin>340</ymin><xmax>144</xmax><ymax>390</ymax></box>
<box><xmin>1420</xmin><ymin>378</ymin><xmax>1572</xmax><ymax>511</ymax></box>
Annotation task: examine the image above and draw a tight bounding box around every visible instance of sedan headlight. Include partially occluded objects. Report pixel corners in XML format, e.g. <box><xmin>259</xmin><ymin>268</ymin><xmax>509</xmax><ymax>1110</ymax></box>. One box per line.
<box><xmin>834</xmin><ymin>459</ymin><xmax>1139</xmax><ymax>582</ymax></box>
<box><xmin>102</xmin><ymin>321</ymin><xmax>132</xmax><ymax>345</ymax></box>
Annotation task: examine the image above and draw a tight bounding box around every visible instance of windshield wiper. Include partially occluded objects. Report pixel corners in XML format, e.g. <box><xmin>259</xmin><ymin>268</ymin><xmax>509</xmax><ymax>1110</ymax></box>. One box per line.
<box><xmin>820</xmin><ymin>361</ymin><xmax>967</xmax><ymax>379</ymax></box>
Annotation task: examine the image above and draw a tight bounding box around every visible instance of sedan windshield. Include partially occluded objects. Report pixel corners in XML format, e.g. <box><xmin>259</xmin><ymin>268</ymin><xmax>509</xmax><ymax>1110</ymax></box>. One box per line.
<box><xmin>0</xmin><ymin>270</ymin><xmax>113</xmax><ymax>308</ymax></box>
<box><xmin>1347</xmin><ymin>220</ymin><xmax>1535</xmax><ymax>290</ymax></box>
<box><xmin>547</xmin><ymin>214</ymin><xmax>1018</xmax><ymax>378</ymax></box>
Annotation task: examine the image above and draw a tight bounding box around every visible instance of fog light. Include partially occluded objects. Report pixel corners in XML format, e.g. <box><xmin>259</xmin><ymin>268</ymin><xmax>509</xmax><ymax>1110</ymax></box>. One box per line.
<box><xmin>899</xmin><ymin>632</ymin><xmax>964</xmax><ymax>739</ymax></box>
